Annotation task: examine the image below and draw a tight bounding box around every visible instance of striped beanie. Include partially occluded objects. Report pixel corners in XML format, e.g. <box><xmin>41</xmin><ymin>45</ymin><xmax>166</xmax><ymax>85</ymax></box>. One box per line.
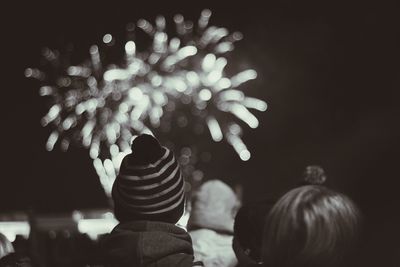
<box><xmin>112</xmin><ymin>134</ymin><xmax>185</xmax><ymax>224</ymax></box>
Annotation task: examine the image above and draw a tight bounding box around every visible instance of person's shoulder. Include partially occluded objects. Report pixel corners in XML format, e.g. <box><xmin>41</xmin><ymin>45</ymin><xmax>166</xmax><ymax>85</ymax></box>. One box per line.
<box><xmin>0</xmin><ymin>252</ymin><xmax>33</xmax><ymax>267</ymax></box>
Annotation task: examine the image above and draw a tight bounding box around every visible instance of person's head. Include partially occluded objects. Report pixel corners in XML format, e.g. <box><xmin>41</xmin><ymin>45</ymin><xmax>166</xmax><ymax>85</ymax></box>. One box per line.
<box><xmin>0</xmin><ymin>233</ymin><xmax>14</xmax><ymax>259</ymax></box>
<box><xmin>112</xmin><ymin>134</ymin><xmax>185</xmax><ymax>224</ymax></box>
<box><xmin>233</xmin><ymin>198</ymin><xmax>276</xmax><ymax>266</ymax></box>
<box><xmin>262</xmin><ymin>185</ymin><xmax>361</xmax><ymax>267</ymax></box>
<box><xmin>188</xmin><ymin>179</ymin><xmax>240</xmax><ymax>233</ymax></box>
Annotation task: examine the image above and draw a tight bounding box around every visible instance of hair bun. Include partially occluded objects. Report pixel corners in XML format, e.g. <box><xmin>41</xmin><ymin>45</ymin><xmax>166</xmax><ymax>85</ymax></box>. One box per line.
<box><xmin>303</xmin><ymin>165</ymin><xmax>327</xmax><ymax>185</ymax></box>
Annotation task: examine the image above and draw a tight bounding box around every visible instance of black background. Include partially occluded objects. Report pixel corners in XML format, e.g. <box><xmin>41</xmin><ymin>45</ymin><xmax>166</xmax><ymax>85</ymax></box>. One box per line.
<box><xmin>2</xmin><ymin>1</ymin><xmax>400</xmax><ymax>265</ymax></box>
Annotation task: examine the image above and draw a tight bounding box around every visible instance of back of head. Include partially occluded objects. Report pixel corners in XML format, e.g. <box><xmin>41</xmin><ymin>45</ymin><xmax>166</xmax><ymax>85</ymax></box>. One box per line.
<box><xmin>262</xmin><ymin>185</ymin><xmax>361</xmax><ymax>267</ymax></box>
<box><xmin>188</xmin><ymin>179</ymin><xmax>240</xmax><ymax>233</ymax></box>
<box><xmin>112</xmin><ymin>134</ymin><xmax>185</xmax><ymax>224</ymax></box>
<box><xmin>233</xmin><ymin>198</ymin><xmax>276</xmax><ymax>265</ymax></box>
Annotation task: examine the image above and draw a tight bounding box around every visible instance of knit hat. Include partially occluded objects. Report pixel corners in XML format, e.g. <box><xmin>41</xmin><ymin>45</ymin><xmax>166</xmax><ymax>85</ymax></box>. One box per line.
<box><xmin>112</xmin><ymin>134</ymin><xmax>185</xmax><ymax>224</ymax></box>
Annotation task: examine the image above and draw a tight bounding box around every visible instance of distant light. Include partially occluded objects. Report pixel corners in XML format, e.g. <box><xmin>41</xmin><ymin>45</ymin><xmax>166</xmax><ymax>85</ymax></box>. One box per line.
<box><xmin>150</xmin><ymin>107</ymin><xmax>163</xmax><ymax>125</ymax></box>
<box><xmin>86</xmin><ymin>99</ymin><xmax>98</xmax><ymax>112</ymax></box>
<box><xmin>215</xmin><ymin>57</ymin><xmax>227</xmax><ymax>70</ymax></box>
<box><xmin>119</xmin><ymin>103</ymin><xmax>129</xmax><ymax>113</ymax></box>
<box><xmin>87</xmin><ymin>76</ymin><xmax>97</xmax><ymax>86</ymax></box>
<box><xmin>177</xmin><ymin>115</ymin><xmax>188</xmax><ymax>127</ymax></box>
<box><xmin>125</xmin><ymin>41</ymin><xmax>136</xmax><ymax>55</ymax></box>
<box><xmin>72</xmin><ymin>210</ymin><xmax>83</xmax><ymax>221</ymax></box>
<box><xmin>239</xmin><ymin>150</ymin><xmax>251</xmax><ymax>161</ymax></box>
<box><xmin>207</xmin><ymin>70</ymin><xmax>222</xmax><ymax>84</ymax></box>
<box><xmin>137</xmin><ymin>19</ymin><xmax>154</xmax><ymax>34</ymax></box>
<box><xmin>116</xmin><ymin>145</ymin><xmax>129</xmax><ymax>160</ymax></box>
<box><xmin>82</xmin><ymin>120</ymin><xmax>95</xmax><ymax>138</ymax></box>
<box><xmin>198</xmin><ymin>9</ymin><xmax>212</xmax><ymax>29</ymax></box>
<box><xmin>25</xmin><ymin>68</ymin><xmax>44</xmax><ymax>79</ymax></box>
<box><xmin>137</xmin><ymin>19</ymin><xmax>147</xmax><ymax>28</ymax></box>
<box><xmin>77</xmin><ymin>218</ymin><xmax>118</xmax><ymax>240</ymax></box>
<box><xmin>46</xmin><ymin>131</ymin><xmax>59</xmax><ymax>151</ymax></box>
<box><xmin>177</xmin><ymin>46</ymin><xmax>197</xmax><ymax>59</ymax></box>
<box><xmin>106</xmin><ymin>126</ymin><xmax>117</xmax><ymax>144</ymax></box>
<box><xmin>219</xmin><ymin>89</ymin><xmax>244</xmax><ymax>102</ymax></box>
<box><xmin>103</xmin><ymin>34</ymin><xmax>113</xmax><ymax>44</ymax></box>
<box><xmin>75</xmin><ymin>103</ymin><xmax>85</xmax><ymax>115</ymax></box>
<box><xmin>229</xmin><ymin>124</ymin><xmax>242</xmax><ymax>135</ymax></box>
<box><xmin>186</xmin><ymin>71</ymin><xmax>199</xmax><ymax>87</ymax></box>
<box><xmin>232</xmin><ymin>31</ymin><xmax>243</xmax><ymax>41</ymax></box>
<box><xmin>48</xmin><ymin>104</ymin><xmax>61</xmax><ymax>119</ymax></box>
<box><xmin>229</xmin><ymin>103</ymin><xmax>259</xmax><ymax>129</ymax></box>
<box><xmin>104</xmin><ymin>69</ymin><xmax>130</xmax><ymax>82</ymax></box>
<box><xmin>90</xmin><ymin>144</ymin><xmax>99</xmax><ymax>159</ymax></box>
<box><xmin>242</xmin><ymin>97</ymin><xmax>268</xmax><ymax>111</ymax></box>
<box><xmin>174</xmin><ymin>14</ymin><xmax>184</xmax><ymax>24</ymax></box>
<box><xmin>216</xmin><ymin>78</ymin><xmax>231</xmax><ymax>90</ymax></box>
<box><xmin>193</xmin><ymin>170</ymin><xmax>204</xmax><ymax>181</ymax></box>
<box><xmin>67</xmin><ymin>66</ymin><xmax>79</xmax><ymax>76</ymax></box>
<box><xmin>202</xmin><ymin>54</ymin><xmax>216</xmax><ymax>71</ymax></box>
<box><xmin>181</xmin><ymin>95</ymin><xmax>191</xmax><ymax>104</ymax></box>
<box><xmin>231</xmin><ymin>69</ymin><xmax>257</xmax><ymax>87</ymax></box>
<box><xmin>39</xmin><ymin>86</ymin><xmax>53</xmax><ymax>96</ymax></box>
<box><xmin>126</xmin><ymin>22</ymin><xmax>135</xmax><ymax>31</ymax></box>
<box><xmin>24</xmin><ymin>68</ymin><xmax>33</xmax><ymax>77</ymax></box>
<box><xmin>156</xmin><ymin>16</ymin><xmax>166</xmax><ymax>30</ymax></box>
<box><xmin>215</xmin><ymin>42</ymin><xmax>233</xmax><ymax>53</ymax></box>
<box><xmin>154</xmin><ymin>32</ymin><xmax>168</xmax><ymax>44</ymax></box>
<box><xmin>173</xmin><ymin>79</ymin><xmax>187</xmax><ymax>92</ymax></box>
<box><xmin>104</xmin><ymin>159</ymin><xmax>116</xmax><ymax>178</ymax></box>
<box><xmin>201</xmin><ymin>9</ymin><xmax>212</xmax><ymax>18</ymax></box>
<box><xmin>103</xmin><ymin>211</ymin><xmax>115</xmax><ymax>219</ymax></box>
<box><xmin>128</xmin><ymin>87</ymin><xmax>143</xmax><ymax>100</ymax></box>
<box><xmin>110</xmin><ymin>144</ymin><xmax>119</xmax><ymax>156</ymax></box>
<box><xmin>199</xmin><ymin>88</ymin><xmax>212</xmax><ymax>101</ymax></box>
<box><xmin>213</xmin><ymin>28</ymin><xmax>229</xmax><ymax>41</ymax></box>
<box><xmin>206</xmin><ymin>116</ymin><xmax>223</xmax><ymax>142</ymax></box>
<box><xmin>89</xmin><ymin>45</ymin><xmax>99</xmax><ymax>55</ymax></box>
<box><xmin>149</xmin><ymin>54</ymin><xmax>161</xmax><ymax>66</ymax></box>
<box><xmin>153</xmin><ymin>91</ymin><xmax>167</xmax><ymax>105</ymax></box>
<box><xmin>181</xmin><ymin>147</ymin><xmax>192</xmax><ymax>156</ymax></box>
<box><xmin>0</xmin><ymin>222</ymin><xmax>30</xmax><ymax>242</ymax></box>
<box><xmin>62</xmin><ymin>117</ymin><xmax>74</xmax><ymax>130</ymax></box>
<box><xmin>151</xmin><ymin>75</ymin><xmax>163</xmax><ymax>87</ymax></box>
<box><xmin>169</xmin><ymin>38</ymin><xmax>180</xmax><ymax>52</ymax></box>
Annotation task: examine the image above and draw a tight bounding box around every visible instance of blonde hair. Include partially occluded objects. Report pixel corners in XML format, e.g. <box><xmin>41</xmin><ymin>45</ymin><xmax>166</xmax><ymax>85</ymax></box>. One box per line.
<box><xmin>262</xmin><ymin>185</ymin><xmax>361</xmax><ymax>267</ymax></box>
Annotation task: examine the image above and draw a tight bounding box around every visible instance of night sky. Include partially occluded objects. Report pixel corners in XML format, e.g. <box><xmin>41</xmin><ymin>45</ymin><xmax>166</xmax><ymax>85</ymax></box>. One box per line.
<box><xmin>2</xmin><ymin>1</ymin><xmax>400</xmax><ymax>264</ymax></box>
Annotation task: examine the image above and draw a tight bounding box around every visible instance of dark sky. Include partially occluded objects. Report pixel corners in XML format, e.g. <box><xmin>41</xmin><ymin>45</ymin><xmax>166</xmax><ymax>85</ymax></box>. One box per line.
<box><xmin>2</xmin><ymin>1</ymin><xmax>400</xmax><ymax>262</ymax></box>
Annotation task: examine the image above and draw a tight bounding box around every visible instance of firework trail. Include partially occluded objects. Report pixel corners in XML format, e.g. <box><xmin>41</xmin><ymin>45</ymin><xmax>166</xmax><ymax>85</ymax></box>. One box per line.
<box><xmin>26</xmin><ymin>9</ymin><xmax>267</xmax><ymax>196</ymax></box>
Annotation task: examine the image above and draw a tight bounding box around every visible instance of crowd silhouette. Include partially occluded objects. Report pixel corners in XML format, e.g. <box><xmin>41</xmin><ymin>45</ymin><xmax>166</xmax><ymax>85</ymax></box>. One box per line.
<box><xmin>0</xmin><ymin>135</ymin><xmax>389</xmax><ymax>267</ymax></box>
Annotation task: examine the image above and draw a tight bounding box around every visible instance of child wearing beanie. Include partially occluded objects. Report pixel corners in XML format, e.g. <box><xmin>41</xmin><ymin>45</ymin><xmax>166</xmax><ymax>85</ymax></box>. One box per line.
<box><xmin>101</xmin><ymin>134</ymin><xmax>203</xmax><ymax>267</ymax></box>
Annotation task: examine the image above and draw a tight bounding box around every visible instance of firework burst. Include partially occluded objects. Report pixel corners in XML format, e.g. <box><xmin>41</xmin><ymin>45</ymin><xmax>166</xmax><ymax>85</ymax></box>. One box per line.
<box><xmin>26</xmin><ymin>9</ymin><xmax>267</xmax><ymax>196</ymax></box>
